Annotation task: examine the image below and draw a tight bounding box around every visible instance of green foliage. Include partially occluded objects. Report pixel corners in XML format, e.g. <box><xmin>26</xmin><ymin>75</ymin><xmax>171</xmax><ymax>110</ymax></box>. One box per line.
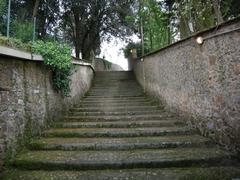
<box><xmin>0</xmin><ymin>0</ymin><xmax>5</xmax><ymax>16</ymax></box>
<box><xmin>0</xmin><ymin>36</ymin><xmax>73</xmax><ymax>96</ymax></box>
<box><xmin>138</xmin><ymin>0</ymin><xmax>171</xmax><ymax>53</ymax></box>
<box><xmin>0</xmin><ymin>0</ymin><xmax>6</xmax><ymax>36</ymax></box>
<box><xmin>61</xmin><ymin>0</ymin><xmax>136</xmax><ymax>59</ymax></box>
<box><xmin>32</xmin><ymin>41</ymin><xmax>73</xmax><ymax>96</ymax></box>
<box><xmin>0</xmin><ymin>36</ymin><xmax>31</xmax><ymax>51</ymax></box>
<box><xmin>123</xmin><ymin>42</ymin><xmax>142</xmax><ymax>58</ymax></box>
<box><xmin>12</xmin><ymin>20</ymin><xmax>34</xmax><ymax>43</ymax></box>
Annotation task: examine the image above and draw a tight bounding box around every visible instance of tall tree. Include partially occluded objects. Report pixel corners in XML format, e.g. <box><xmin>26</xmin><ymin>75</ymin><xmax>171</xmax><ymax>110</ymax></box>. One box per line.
<box><xmin>138</xmin><ymin>0</ymin><xmax>171</xmax><ymax>52</ymax></box>
<box><xmin>61</xmin><ymin>0</ymin><xmax>135</xmax><ymax>59</ymax></box>
<box><xmin>36</xmin><ymin>0</ymin><xmax>60</xmax><ymax>39</ymax></box>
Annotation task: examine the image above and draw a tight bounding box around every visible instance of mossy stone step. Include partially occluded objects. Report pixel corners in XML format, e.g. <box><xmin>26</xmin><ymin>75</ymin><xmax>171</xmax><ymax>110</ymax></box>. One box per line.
<box><xmin>89</xmin><ymin>90</ymin><xmax>142</xmax><ymax>93</ymax></box>
<box><xmin>64</xmin><ymin>114</ymin><xmax>175</xmax><ymax>121</ymax></box>
<box><xmin>76</xmin><ymin>102</ymin><xmax>157</xmax><ymax>107</ymax></box>
<box><xmin>53</xmin><ymin>120</ymin><xmax>183</xmax><ymax>128</ymax></box>
<box><xmin>91</xmin><ymin>88</ymin><xmax>140</xmax><ymax>90</ymax></box>
<box><xmin>69</xmin><ymin>110</ymin><xmax>167</xmax><ymax>116</ymax></box>
<box><xmin>61</xmin><ymin>116</ymin><xmax>177</xmax><ymax>123</ymax></box>
<box><xmin>87</xmin><ymin>94</ymin><xmax>145</xmax><ymax>97</ymax></box>
<box><xmin>80</xmin><ymin>100</ymin><xmax>152</xmax><ymax>104</ymax></box>
<box><xmin>70</xmin><ymin>106</ymin><xmax>160</xmax><ymax>112</ymax></box>
<box><xmin>29</xmin><ymin>135</ymin><xmax>212</xmax><ymax>151</ymax></box>
<box><xmin>44</xmin><ymin>127</ymin><xmax>195</xmax><ymax>138</ymax></box>
<box><xmin>78</xmin><ymin>101</ymin><xmax>155</xmax><ymax>106</ymax></box>
<box><xmin>83</xmin><ymin>96</ymin><xmax>149</xmax><ymax>99</ymax></box>
<box><xmin>4</xmin><ymin>167</ymin><xmax>240</xmax><ymax>180</ymax></box>
<box><xmin>92</xmin><ymin>86</ymin><xmax>140</xmax><ymax>88</ymax></box>
<box><xmin>11</xmin><ymin>148</ymin><xmax>235</xmax><ymax>171</ymax></box>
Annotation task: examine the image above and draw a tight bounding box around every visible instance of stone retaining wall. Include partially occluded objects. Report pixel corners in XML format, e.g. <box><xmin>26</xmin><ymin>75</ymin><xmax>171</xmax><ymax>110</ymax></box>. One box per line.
<box><xmin>133</xmin><ymin>18</ymin><xmax>240</xmax><ymax>152</ymax></box>
<box><xmin>0</xmin><ymin>50</ymin><xmax>94</xmax><ymax>169</ymax></box>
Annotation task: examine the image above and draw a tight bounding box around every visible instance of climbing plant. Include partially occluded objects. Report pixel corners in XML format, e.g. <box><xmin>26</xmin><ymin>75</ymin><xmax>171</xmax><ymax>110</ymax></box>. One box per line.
<box><xmin>32</xmin><ymin>41</ymin><xmax>73</xmax><ymax>96</ymax></box>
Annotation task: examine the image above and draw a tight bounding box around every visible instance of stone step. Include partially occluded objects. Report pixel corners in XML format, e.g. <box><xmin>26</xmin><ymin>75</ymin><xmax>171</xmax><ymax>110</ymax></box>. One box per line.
<box><xmin>91</xmin><ymin>86</ymin><xmax>139</xmax><ymax>88</ymax></box>
<box><xmin>64</xmin><ymin>114</ymin><xmax>174</xmax><ymax>121</ymax></box>
<box><xmin>93</xmin><ymin>84</ymin><xmax>138</xmax><ymax>86</ymax></box>
<box><xmin>29</xmin><ymin>135</ymin><xmax>212</xmax><ymax>151</ymax></box>
<box><xmin>90</xmin><ymin>87</ymin><xmax>142</xmax><ymax>91</ymax></box>
<box><xmin>90</xmin><ymin>88</ymin><xmax>142</xmax><ymax>91</ymax></box>
<box><xmin>89</xmin><ymin>89</ymin><xmax>143</xmax><ymax>94</ymax></box>
<box><xmin>76</xmin><ymin>102</ymin><xmax>156</xmax><ymax>107</ymax></box>
<box><xmin>53</xmin><ymin>120</ymin><xmax>184</xmax><ymax>128</ymax></box>
<box><xmin>69</xmin><ymin>110</ymin><xmax>167</xmax><ymax>116</ymax></box>
<box><xmin>92</xmin><ymin>80</ymin><xmax>137</xmax><ymax>82</ymax></box>
<box><xmin>83</xmin><ymin>96</ymin><xmax>149</xmax><ymax>99</ymax></box>
<box><xmin>70</xmin><ymin>106</ymin><xmax>159</xmax><ymax>112</ymax></box>
<box><xmin>79</xmin><ymin>100</ymin><xmax>153</xmax><ymax>105</ymax></box>
<box><xmin>62</xmin><ymin>116</ymin><xmax>176</xmax><ymax>123</ymax></box>
<box><xmin>11</xmin><ymin>148</ymin><xmax>235</xmax><ymax>171</ymax></box>
<box><xmin>87</xmin><ymin>95</ymin><xmax>145</xmax><ymax>98</ymax></box>
<box><xmin>84</xmin><ymin>95</ymin><xmax>145</xmax><ymax>98</ymax></box>
<box><xmin>87</xmin><ymin>93</ymin><xmax>144</xmax><ymax>96</ymax></box>
<box><xmin>81</xmin><ymin>97</ymin><xmax>152</xmax><ymax>103</ymax></box>
<box><xmin>4</xmin><ymin>167</ymin><xmax>240</xmax><ymax>180</ymax></box>
<box><xmin>92</xmin><ymin>84</ymin><xmax>139</xmax><ymax>86</ymax></box>
<box><xmin>44</xmin><ymin>127</ymin><xmax>194</xmax><ymax>138</ymax></box>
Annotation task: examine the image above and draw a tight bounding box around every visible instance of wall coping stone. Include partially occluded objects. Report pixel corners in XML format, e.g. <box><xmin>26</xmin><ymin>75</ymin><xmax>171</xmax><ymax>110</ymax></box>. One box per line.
<box><xmin>0</xmin><ymin>45</ymin><xmax>95</xmax><ymax>71</ymax></box>
<box><xmin>138</xmin><ymin>17</ymin><xmax>240</xmax><ymax>60</ymax></box>
<box><xmin>72</xmin><ymin>60</ymin><xmax>95</xmax><ymax>72</ymax></box>
<box><xmin>0</xmin><ymin>45</ymin><xmax>43</xmax><ymax>61</ymax></box>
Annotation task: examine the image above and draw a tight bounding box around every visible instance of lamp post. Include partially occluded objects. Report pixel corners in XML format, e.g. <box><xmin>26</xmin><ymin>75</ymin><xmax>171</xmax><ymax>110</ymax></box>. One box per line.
<box><xmin>7</xmin><ymin>0</ymin><xmax>11</xmax><ymax>38</ymax></box>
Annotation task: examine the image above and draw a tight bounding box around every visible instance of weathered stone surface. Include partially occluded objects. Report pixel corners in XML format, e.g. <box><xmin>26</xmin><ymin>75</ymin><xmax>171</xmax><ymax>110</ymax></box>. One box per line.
<box><xmin>29</xmin><ymin>135</ymin><xmax>211</xmax><ymax>151</ymax></box>
<box><xmin>3</xmin><ymin>167</ymin><xmax>240</xmax><ymax>180</ymax></box>
<box><xmin>11</xmin><ymin>148</ymin><xmax>234</xmax><ymax>170</ymax></box>
<box><xmin>53</xmin><ymin>120</ymin><xmax>182</xmax><ymax>128</ymax></box>
<box><xmin>3</xmin><ymin>71</ymin><xmax>240</xmax><ymax>179</ymax></box>
<box><xmin>133</xmin><ymin>19</ymin><xmax>240</xmax><ymax>152</ymax></box>
<box><xmin>0</xmin><ymin>56</ymin><xmax>94</xmax><ymax>166</ymax></box>
<box><xmin>45</xmin><ymin>127</ymin><xmax>194</xmax><ymax>138</ymax></box>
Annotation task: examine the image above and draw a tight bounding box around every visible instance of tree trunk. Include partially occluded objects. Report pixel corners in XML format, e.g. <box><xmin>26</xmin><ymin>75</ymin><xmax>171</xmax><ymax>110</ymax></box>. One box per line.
<box><xmin>73</xmin><ymin>11</ymin><xmax>81</xmax><ymax>59</ymax></box>
<box><xmin>212</xmin><ymin>0</ymin><xmax>224</xmax><ymax>24</ymax></box>
<box><xmin>167</xmin><ymin>4</ymin><xmax>172</xmax><ymax>44</ymax></box>
<box><xmin>75</xmin><ymin>48</ymin><xmax>80</xmax><ymax>59</ymax></box>
<box><xmin>33</xmin><ymin>0</ymin><xmax>40</xmax><ymax>18</ymax></box>
<box><xmin>178</xmin><ymin>1</ymin><xmax>191</xmax><ymax>39</ymax></box>
<box><xmin>82</xmin><ymin>47</ymin><xmax>91</xmax><ymax>61</ymax></box>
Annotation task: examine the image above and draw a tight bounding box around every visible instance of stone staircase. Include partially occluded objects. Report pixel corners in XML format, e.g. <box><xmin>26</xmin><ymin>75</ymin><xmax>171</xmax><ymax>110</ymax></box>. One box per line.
<box><xmin>4</xmin><ymin>71</ymin><xmax>240</xmax><ymax>179</ymax></box>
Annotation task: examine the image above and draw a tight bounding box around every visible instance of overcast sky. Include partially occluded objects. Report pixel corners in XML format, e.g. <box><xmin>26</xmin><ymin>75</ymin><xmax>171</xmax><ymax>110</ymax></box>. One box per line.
<box><xmin>100</xmin><ymin>35</ymin><xmax>139</xmax><ymax>71</ymax></box>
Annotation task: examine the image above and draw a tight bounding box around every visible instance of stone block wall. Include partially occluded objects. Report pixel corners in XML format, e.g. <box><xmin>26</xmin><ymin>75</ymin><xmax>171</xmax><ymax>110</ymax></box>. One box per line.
<box><xmin>0</xmin><ymin>55</ymin><xmax>94</xmax><ymax>169</ymax></box>
<box><xmin>133</xmin><ymin>19</ymin><xmax>240</xmax><ymax>152</ymax></box>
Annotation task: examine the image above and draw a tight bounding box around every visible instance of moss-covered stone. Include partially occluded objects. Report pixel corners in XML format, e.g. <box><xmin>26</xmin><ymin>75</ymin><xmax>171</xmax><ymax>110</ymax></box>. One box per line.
<box><xmin>3</xmin><ymin>167</ymin><xmax>240</xmax><ymax>180</ymax></box>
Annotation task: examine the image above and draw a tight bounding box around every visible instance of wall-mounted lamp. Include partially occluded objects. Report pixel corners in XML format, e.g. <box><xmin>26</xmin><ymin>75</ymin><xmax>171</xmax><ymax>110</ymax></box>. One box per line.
<box><xmin>196</xmin><ymin>36</ymin><xmax>204</xmax><ymax>45</ymax></box>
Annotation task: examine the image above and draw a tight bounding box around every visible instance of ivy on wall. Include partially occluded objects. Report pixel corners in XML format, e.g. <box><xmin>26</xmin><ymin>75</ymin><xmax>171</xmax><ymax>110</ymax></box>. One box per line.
<box><xmin>32</xmin><ymin>41</ymin><xmax>73</xmax><ymax>96</ymax></box>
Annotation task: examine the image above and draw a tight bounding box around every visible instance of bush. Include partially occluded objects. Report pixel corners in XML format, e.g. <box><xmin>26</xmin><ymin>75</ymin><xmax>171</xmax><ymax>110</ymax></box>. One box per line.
<box><xmin>12</xmin><ymin>20</ymin><xmax>34</xmax><ymax>43</ymax></box>
<box><xmin>0</xmin><ymin>36</ymin><xmax>31</xmax><ymax>51</ymax></box>
<box><xmin>32</xmin><ymin>41</ymin><xmax>73</xmax><ymax>96</ymax></box>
